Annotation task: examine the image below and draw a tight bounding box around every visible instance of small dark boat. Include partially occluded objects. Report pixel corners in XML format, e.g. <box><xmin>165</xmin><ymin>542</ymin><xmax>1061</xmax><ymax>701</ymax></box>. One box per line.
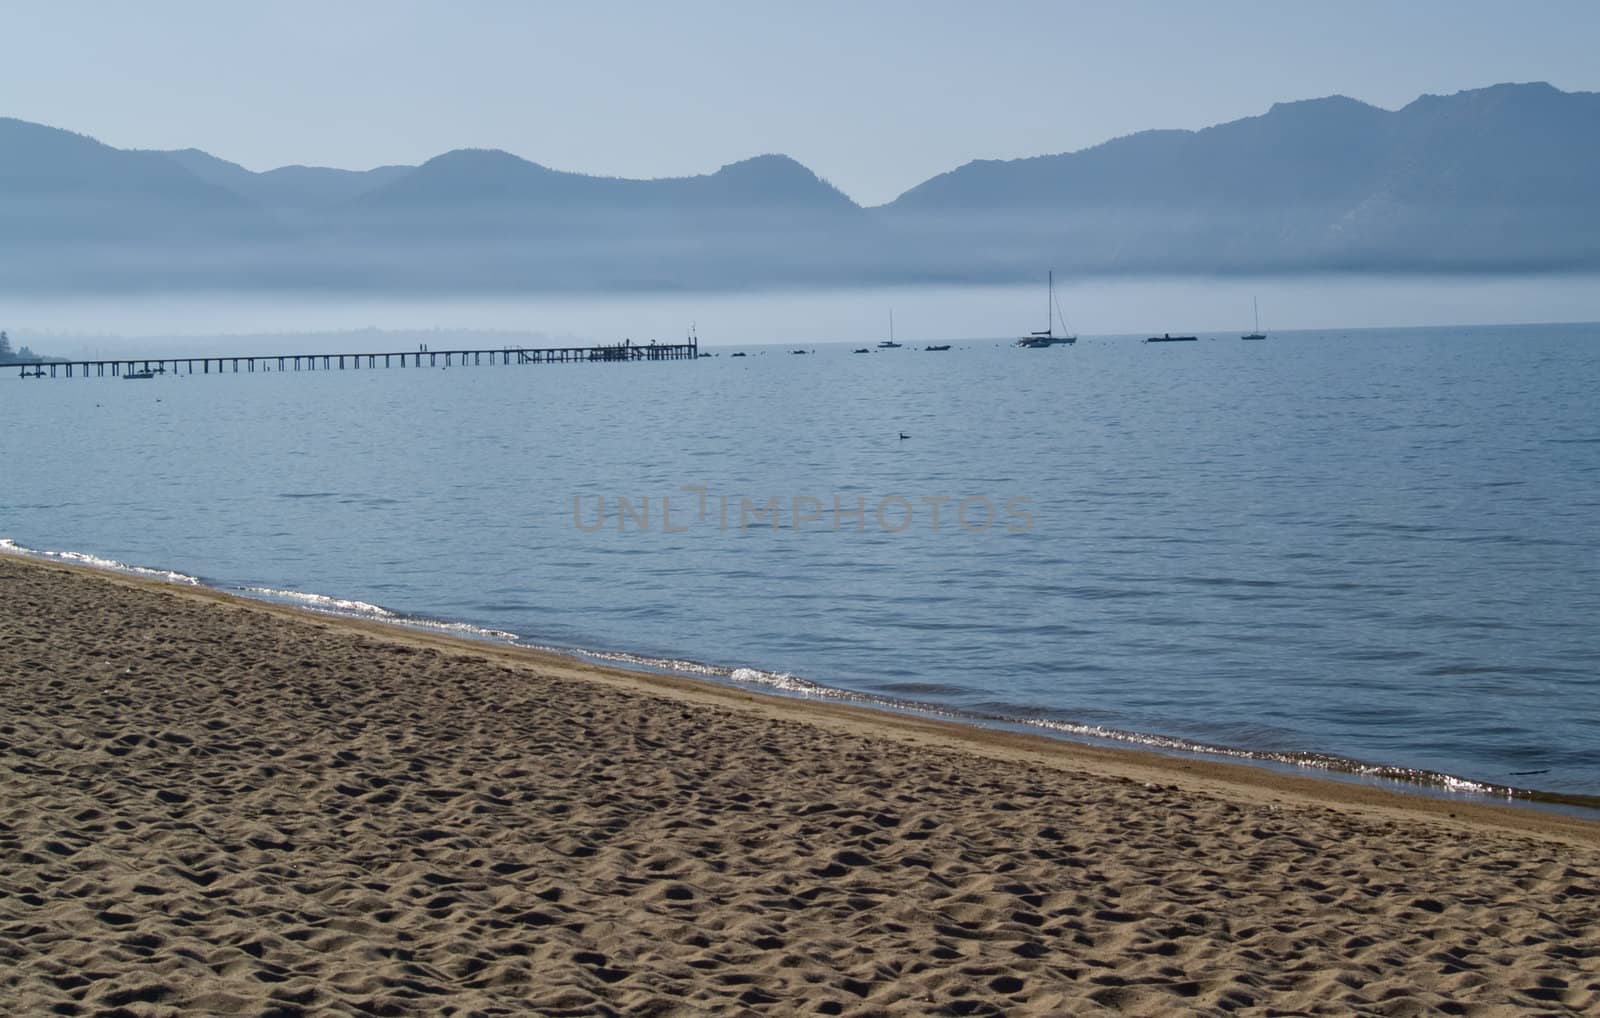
<box><xmin>1016</xmin><ymin>336</ymin><xmax>1074</xmax><ymax>348</ymax></box>
<box><xmin>1146</xmin><ymin>333</ymin><xmax>1198</xmax><ymax>343</ymax></box>
<box><xmin>924</xmin><ymin>344</ymin><xmax>951</xmax><ymax>351</ymax></box>
<box><xmin>853</xmin><ymin>348</ymin><xmax>870</xmax><ymax>354</ymax></box>
<box><xmin>124</xmin><ymin>369</ymin><xmax>157</xmax><ymax>379</ymax></box>
<box><xmin>790</xmin><ymin>349</ymin><xmax>809</xmax><ymax>355</ymax></box>
<box><xmin>730</xmin><ymin>352</ymin><xmax>746</xmax><ymax>357</ymax></box>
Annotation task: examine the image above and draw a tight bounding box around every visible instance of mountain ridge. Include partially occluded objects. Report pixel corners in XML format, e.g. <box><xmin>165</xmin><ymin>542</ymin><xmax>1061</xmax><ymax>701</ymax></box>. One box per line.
<box><xmin>2</xmin><ymin>82</ymin><xmax>1596</xmax><ymax>292</ymax></box>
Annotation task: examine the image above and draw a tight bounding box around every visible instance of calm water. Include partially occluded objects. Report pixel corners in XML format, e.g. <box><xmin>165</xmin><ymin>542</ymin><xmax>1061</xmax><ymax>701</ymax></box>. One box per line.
<box><xmin>4</xmin><ymin>323</ymin><xmax>1598</xmax><ymax>801</ymax></box>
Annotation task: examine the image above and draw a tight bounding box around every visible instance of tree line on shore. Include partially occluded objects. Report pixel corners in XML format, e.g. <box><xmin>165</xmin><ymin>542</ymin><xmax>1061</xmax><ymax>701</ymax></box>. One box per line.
<box><xmin>0</xmin><ymin>331</ymin><xmax>61</xmax><ymax>364</ymax></box>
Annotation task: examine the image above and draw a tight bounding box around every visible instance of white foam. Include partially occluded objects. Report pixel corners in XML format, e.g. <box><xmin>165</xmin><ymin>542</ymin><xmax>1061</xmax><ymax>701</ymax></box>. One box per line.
<box><xmin>238</xmin><ymin>584</ymin><xmax>522</xmax><ymax>641</ymax></box>
<box><xmin>728</xmin><ymin>666</ymin><xmax>831</xmax><ymax>696</ymax></box>
<box><xmin>0</xmin><ymin>537</ymin><xmax>201</xmax><ymax>585</ymax></box>
<box><xmin>529</xmin><ymin>644</ymin><xmax>839</xmax><ymax>699</ymax></box>
<box><xmin>576</xmin><ymin>647</ymin><xmax>727</xmax><ymax>676</ymax></box>
<box><xmin>1025</xmin><ymin>715</ymin><xmax>1511</xmax><ymax>798</ymax></box>
<box><xmin>240</xmin><ymin>585</ymin><xmax>396</xmax><ymax>618</ymax></box>
<box><xmin>393</xmin><ymin>617</ymin><xmax>521</xmax><ymax>642</ymax></box>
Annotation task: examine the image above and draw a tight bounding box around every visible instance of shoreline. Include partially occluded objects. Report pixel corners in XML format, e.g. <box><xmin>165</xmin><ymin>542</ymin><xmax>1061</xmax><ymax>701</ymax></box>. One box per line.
<box><xmin>7</xmin><ymin>552</ymin><xmax>1597</xmax><ymax>847</ymax></box>
<box><xmin>3</xmin><ymin>537</ymin><xmax>1594</xmax><ymax>816</ymax></box>
<box><xmin>4</xmin><ymin>553</ymin><xmax>1598</xmax><ymax>1014</ymax></box>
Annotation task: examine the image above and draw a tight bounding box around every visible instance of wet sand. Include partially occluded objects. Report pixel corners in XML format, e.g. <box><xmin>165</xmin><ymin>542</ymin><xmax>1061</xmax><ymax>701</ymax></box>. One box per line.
<box><xmin>1</xmin><ymin>554</ymin><xmax>1597</xmax><ymax>1015</ymax></box>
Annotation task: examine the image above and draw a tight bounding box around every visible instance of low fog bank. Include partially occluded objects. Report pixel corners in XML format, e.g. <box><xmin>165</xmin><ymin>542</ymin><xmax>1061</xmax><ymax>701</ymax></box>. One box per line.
<box><xmin>4</xmin><ymin>203</ymin><xmax>1597</xmax><ymax>298</ymax></box>
<box><xmin>7</xmin><ymin>275</ymin><xmax>1600</xmax><ymax>358</ymax></box>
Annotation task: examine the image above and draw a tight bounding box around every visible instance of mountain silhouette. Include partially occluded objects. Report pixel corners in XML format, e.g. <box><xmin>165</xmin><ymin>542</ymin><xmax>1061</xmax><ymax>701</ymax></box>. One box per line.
<box><xmin>1</xmin><ymin>82</ymin><xmax>1596</xmax><ymax>293</ymax></box>
<box><xmin>0</xmin><ymin>118</ymin><xmax>243</xmax><ymax>208</ymax></box>
<box><xmin>346</xmin><ymin>149</ymin><xmax>857</xmax><ymax>217</ymax></box>
<box><xmin>889</xmin><ymin>95</ymin><xmax>1392</xmax><ymax>211</ymax></box>
<box><xmin>157</xmin><ymin>148</ymin><xmax>412</xmax><ymax>211</ymax></box>
<box><xmin>880</xmin><ymin>82</ymin><xmax>1600</xmax><ymax>273</ymax></box>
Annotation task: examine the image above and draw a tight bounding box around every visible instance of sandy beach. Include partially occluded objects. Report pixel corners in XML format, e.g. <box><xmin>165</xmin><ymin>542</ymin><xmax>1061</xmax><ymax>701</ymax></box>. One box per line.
<box><xmin>1</xmin><ymin>554</ymin><xmax>1596</xmax><ymax>1016</ymax></box>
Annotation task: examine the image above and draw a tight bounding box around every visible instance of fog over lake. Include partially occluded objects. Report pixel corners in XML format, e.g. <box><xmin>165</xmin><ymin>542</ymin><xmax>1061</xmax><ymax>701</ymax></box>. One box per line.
<box><xmin>8</xmin><ymin>274</ymin><xmax>1600</xmax><ymax>356</ymax></box>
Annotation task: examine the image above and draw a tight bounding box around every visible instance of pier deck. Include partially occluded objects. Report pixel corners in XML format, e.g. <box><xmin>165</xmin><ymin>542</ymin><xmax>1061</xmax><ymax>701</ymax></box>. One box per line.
<box><xmin>12</xmin><ymin>339</ymin><xmax>699</xmax><ymax>379</ymax></box>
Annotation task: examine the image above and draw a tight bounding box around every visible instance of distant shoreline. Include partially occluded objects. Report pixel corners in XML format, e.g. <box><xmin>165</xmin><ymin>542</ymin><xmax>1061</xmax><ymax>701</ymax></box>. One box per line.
<box><xmin>6</xmin><ymin>311</ymin><xmax>1599</xmax><ymax>361</ymax></box>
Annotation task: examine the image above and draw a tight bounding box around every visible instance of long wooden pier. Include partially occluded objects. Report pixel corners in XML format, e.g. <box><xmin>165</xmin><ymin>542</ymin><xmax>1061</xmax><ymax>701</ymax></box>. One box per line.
<box><xmin>12</xmin><ymin>338</ymin><xmax>699</xmax><ymax>379</ymax></box>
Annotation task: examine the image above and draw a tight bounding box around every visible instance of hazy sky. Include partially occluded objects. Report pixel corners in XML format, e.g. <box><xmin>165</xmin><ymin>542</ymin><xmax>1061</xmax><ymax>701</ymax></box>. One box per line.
<box><xmin>5</xmin><ymin>1</ymin><xmax>1598</xmax><ymax>206</ymax></box>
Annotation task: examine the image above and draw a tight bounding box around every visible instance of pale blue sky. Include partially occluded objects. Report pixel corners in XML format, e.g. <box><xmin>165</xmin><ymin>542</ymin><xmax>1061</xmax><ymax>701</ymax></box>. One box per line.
<box><xmin>4</xmin><ymin>1</ymin><xmax>1597</xmax><ymax>206</ymax></box>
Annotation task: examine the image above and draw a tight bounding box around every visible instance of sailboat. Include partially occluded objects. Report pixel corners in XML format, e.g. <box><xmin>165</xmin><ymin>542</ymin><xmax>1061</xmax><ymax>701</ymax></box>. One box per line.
<box><xmin>1242</xmin><ymin>298</ymin><xmax>1267</xmax><ymax>341</ymax></box>
<box><xmin>1015</xmin><ymin>271</ymin><xmax>1076</xmax><ymax>347</ymax></box>
<box><xmin>877</xmin><ymin>310</ymin><xmax>902</xmax><ymax>348</ymax></box>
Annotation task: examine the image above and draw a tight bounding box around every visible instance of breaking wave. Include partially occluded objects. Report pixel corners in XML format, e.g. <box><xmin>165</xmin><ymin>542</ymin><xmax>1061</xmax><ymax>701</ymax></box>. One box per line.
<box><xmin>0</xmin><ymin>537</ymin><xmax>201</xmax><ymax>586</ymax></box>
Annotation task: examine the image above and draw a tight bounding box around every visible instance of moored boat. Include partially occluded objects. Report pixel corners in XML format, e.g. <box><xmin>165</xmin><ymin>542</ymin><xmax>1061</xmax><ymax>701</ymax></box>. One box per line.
<box><xmin>877</xmin><ymin>310</ymin><xmax>902</xmax><ymax>348</ymax></box>
<box><xmin>1015</xmin><ymin>270</ymin><xmax>1077</xmax><ymax>347</ymax></box>
<box><xmin>1242</xmin><ymin>298</ymin><xmax>1267</xmax><ymax>340</ymax></box>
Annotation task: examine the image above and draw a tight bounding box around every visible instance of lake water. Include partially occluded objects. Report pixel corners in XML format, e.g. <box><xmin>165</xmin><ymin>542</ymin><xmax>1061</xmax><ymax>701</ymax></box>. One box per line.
<box><xmin>4</xmin><ymin>322</ymin><xmax>1598</xmax><ymax>805</ymax></box>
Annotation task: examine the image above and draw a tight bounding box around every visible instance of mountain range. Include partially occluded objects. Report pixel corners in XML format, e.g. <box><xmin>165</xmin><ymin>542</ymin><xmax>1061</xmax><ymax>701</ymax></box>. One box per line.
<box><xmin>2</xmin><ymin>82</ymin><xmax>1596</xmax><ymax>293</ymax></box>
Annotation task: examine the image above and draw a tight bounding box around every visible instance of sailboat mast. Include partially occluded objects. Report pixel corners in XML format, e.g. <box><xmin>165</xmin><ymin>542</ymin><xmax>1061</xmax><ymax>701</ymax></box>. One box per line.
<box><xmin>1253</xmin><ymin>297</ymin><xmax>1259</xmax><ymax>333</ymax></box>
<box><xmin>890</xmin><ymin>309</ymin><xmax>895</xmax><ymax>343</ymax></box>
<box><xmin>1047</xmin><ymin>271</ymin><xmax>1053</xmax><ymax>336</ymax></box>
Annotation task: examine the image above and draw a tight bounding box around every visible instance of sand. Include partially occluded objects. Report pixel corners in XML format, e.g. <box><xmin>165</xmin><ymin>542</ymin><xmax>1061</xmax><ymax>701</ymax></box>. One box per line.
<box><xmin>1</xmin><ymin>555</ymin><xmax>1596</xmax><ymax>1016</ymax></box>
